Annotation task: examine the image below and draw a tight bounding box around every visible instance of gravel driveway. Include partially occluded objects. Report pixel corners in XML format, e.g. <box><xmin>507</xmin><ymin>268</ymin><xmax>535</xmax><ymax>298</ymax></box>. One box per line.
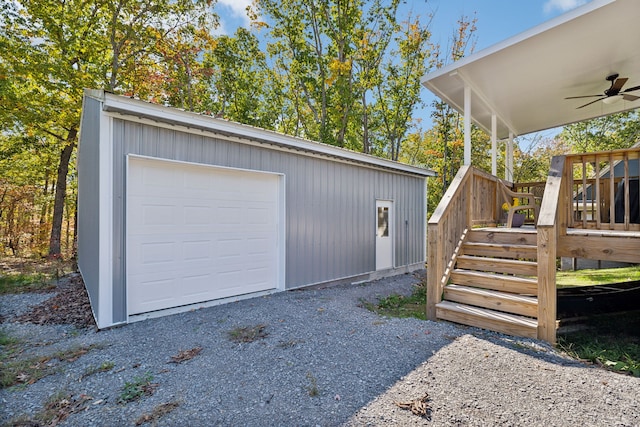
<box><xmin>1</xmin><ymin>272</ymin><xmax>639</xmax><ymax>426</ymax></box>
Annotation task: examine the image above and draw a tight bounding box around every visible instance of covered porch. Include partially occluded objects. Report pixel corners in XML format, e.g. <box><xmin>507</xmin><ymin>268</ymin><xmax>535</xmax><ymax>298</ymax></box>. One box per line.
<box><xmin>421</xmin><ymin>0</ymin><xmax>640</xmax><ymax>344</ymax></box>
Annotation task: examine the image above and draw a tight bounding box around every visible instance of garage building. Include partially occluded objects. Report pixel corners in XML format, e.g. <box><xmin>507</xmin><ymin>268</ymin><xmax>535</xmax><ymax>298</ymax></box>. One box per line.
<box><xmin>77</xmin><ymin>90</ymin><xmax>434</xmax><ymax>328</ymax></box>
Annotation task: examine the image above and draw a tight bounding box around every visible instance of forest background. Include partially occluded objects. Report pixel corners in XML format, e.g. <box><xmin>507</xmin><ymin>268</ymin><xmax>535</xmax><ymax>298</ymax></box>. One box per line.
<box><xmin>1</xmin><ymin>0</ymin><xmax>638</xmax><ymax>259</ymax></box>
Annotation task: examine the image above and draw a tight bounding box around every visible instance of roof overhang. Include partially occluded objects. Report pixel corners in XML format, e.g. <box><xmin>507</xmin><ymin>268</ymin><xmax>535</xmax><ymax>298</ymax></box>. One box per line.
<box><xmin>421</xmin><ymin>0</ymin><xmax>640</xmax><ymax>140</ymax></box>
<box><xmin>85</xmin><ymin>90</ymin><xmax>435</xmax><ymax>178</ymax></box>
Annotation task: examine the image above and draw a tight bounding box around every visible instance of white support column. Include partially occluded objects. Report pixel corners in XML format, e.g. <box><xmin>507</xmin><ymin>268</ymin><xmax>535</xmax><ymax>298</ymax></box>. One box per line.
<box><xmin>491</xmin><ymin>114</ymin><xmax>497</xmax><ymax>176</ymax></box>
<box><xmin>506</xmin><ymin>132</ymin><xmax>514</xmax><ymax>182</ymax></box>
<box><xmin>463</xmin><ymin>84</ymin><xmax>471</xmax><ymax>166</ymax></box>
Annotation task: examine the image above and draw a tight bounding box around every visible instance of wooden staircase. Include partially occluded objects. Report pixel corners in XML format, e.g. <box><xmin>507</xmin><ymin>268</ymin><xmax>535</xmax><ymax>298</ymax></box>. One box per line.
<box><xmin>435</xmin><ymin>228</ymin><xmax>540</xmax><ymax>338</ymax></box>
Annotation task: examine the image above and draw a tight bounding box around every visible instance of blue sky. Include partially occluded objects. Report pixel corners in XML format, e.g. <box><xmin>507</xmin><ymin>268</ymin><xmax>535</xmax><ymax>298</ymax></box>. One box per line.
<box><xmin>214</xmin><ymin>0</ymin><xmax>592</xmax><ymax>142</ymax></box>
<box><xmin>214</xmin><ymin>0</ymin><xmax>590</xmax><ymax>53</ymax></box>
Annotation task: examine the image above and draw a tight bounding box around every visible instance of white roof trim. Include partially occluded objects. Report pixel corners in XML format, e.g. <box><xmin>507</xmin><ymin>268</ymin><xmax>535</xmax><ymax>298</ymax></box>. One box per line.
<box><xmin>87</xmin><ymin>90</ymin><xmax>435</xmax><ymax>177</ymax></box>
<box><xmin>421</xmin><ymin>0</ymin><xmax>640</xmax><ymax>140</ymax></box>
<box><xmin>421</xmin><ymin>0</ymin><xmax>615</xmax><ymax>86</ymax></box>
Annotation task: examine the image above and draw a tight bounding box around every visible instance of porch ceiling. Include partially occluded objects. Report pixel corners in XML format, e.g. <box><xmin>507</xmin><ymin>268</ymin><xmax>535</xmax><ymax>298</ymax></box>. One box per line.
<box><xmin>421</xmin><ymin>0</ymin><xmax>640</xmax><ymax>140</ymax></box>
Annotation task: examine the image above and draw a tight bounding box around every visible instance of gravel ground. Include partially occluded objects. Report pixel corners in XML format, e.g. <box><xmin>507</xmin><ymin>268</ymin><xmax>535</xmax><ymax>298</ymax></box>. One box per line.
<box><xmin>1</xmin><ymin>272</ymin><xmax>639</xmax><ymax>426</ymax></box>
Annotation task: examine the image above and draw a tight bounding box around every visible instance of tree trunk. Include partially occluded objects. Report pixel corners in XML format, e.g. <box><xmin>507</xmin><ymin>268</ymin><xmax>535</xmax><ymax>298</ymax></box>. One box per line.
<box><xmin>48</xmin><ymin>129</ymin><xmax>77</xmax><ymax>257</ymax></box>
<box><xmin>362</xmin><ymin>91</ymin><xmax>370</xmax><ymax>154</ymax></box>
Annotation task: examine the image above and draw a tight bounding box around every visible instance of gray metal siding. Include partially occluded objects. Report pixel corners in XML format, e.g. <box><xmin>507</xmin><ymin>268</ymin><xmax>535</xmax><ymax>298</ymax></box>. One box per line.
<box><xmin>77</xmin><ymin>97</ymin><xmax>102</xmax><ymax>314</ymax></box>
<box><xmin>112</xmin><ymin>119</ymin><xmax>425</xmax><ymax>293</ymax></box>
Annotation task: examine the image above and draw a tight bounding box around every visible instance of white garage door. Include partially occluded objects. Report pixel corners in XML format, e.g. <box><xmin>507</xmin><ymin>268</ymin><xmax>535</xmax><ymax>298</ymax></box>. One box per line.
<box><xmin>127</xmin><ymin>156</ymin><xmax>282</xmax><ymax>315</ymax></box>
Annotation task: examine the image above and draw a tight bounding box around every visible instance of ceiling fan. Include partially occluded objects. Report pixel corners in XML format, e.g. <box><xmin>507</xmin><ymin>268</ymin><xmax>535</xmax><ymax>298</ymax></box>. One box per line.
<box><xmin>565</xmin><ymin>73</ymin><xmax>640</xmax><ymax>109</ymax></box>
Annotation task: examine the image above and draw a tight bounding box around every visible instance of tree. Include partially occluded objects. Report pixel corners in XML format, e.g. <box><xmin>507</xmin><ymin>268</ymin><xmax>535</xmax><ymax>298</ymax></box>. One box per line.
<box><xmin>255</xmin><ymin>0</ymin><xmax>431</xmax><ymax>154</ymax></box>
<box><xmin>558</xmin><ymin>110</ymin><xmax>640</xmax><ymax>153</ymax></box>
<box><xmin>0</xmin><ymin>0</ymin><xmax>216</xmax><ymax>257</ymax></box>
<box><xmin>411</xmin><ymin>15</ymin><xmax>477</xmax><ymax>213</ymax></box>
<box><xmin>202</xmin><ymin>27</ymin><xmax>280</xmax><ymax>128</ymax></box>
<box><xmin>372</xmin><ymin>15</ymin><xmax>431</xmax><ymax>160</ymax></box>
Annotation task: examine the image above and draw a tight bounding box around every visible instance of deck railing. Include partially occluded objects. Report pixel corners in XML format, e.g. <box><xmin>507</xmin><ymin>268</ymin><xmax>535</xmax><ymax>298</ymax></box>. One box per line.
<box><xmin>427</xmin><ymin>147</ymin><xmax>640</xmax><ymax>343</ymax></box>
<box><xmin>535</xmin><ymin>147</ymin><xmax>640</xmax><ymax>342</ymax></box>
<box><xmin>562</xmin><ymin>148</ymin><xmax>640</xmax><ymax>231</ymax></box>
<box><xmin>426</xmin><ymin>166</ymin><xmax>501</xmax><ymax>319</ymax></box>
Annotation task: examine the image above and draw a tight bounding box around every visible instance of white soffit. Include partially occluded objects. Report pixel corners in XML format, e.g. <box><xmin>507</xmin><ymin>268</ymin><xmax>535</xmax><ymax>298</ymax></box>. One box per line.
<box><xmin>421</xmin><ymin>0</ymin><xmax>640</xmax><ymax>139</ymax></box>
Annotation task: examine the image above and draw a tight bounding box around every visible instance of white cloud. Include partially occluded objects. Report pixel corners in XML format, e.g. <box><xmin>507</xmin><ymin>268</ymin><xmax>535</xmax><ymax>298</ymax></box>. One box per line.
<box><xmin>217</xmin><ymin>0</ymin><xmax>253</xmax><ymax>27</ymax></box>
<box><xmin>543</xmin><ymin>0</ymin><xmax>589</xmax><ymax>14</ymax></box>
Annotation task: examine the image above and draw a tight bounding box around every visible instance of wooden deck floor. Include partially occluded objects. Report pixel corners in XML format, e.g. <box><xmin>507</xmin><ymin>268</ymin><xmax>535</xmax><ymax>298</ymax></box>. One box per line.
<box><xmin>475</xmin><ymin>226</ymin><xmax>537</xmax><ymax>234</ymax></box>
<box><xmin>477</xmin><ymin>226</ymin><xmax>640</xmax><ymax>239</ymax></box>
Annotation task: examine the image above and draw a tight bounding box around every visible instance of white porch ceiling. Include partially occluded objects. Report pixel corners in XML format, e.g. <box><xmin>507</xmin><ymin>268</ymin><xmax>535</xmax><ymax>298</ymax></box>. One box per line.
<box><xmin>421</xmin><ymin>0</ymin><xmax>640</xmax><ymax>140</ymax></box>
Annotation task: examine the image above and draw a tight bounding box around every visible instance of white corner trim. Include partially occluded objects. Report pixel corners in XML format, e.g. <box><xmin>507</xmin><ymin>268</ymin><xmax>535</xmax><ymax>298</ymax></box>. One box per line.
<box><xmin>97</xmin><ymin>112</ymin><xmax>114</xmax><ymax>327</ymax></box>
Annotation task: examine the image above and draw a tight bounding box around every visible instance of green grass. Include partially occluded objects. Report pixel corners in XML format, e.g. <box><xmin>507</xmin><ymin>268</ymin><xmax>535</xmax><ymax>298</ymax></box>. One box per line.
<box><xmin>80</xmin><ymin>361</ymin><xmax>115</xmax><ymax>380</ymax></box>
<box><xmin>1</xmin><ymin>343</ymin><xmax>102</xmax><ymax>388</ymax></box>
<box><xmin>0</xmin><ymin>329</ymin><xmax>20</xmax><ymax>347</ymax></box>
<box><xmin>0</xmin><ymin>256</ymin><xmax>76</xmax><ymax>294</ymax></box>
<box><xmin>227</xmin><ymin>324</ymin><xmax>268</xmax><ymax>343</ymax></box>
<box><xmin>362</xmin><ymin>283</ymin><xmax>427</xmax><ymax>320</ymax></box>
<box><xmin>556</xmin><ymin>265</ymin><xmax>640</xmax><ymax>288</ymax></box>
<box><xmin>0</xmin><ymin>272</ymin><xmax>55</xmax><ymax>294</ymax></box>
<box><xmin>558</xmin><ymin>311</ymin><xmax>640</xmax><ymax>377</ymax></box>
<box><xmin>306</xmin><ymin>372</ymin><xmax>319</xmax><ymax>397</ymax></box>
<box><xmin>362</xmin><ymin>279</ymin><xmax>640</xmax><ymax>378</ymax></box>
<box><xmin>118</xmin><ymin>372</ymin><xmax>157</xmax><ymax>404</ymax></box>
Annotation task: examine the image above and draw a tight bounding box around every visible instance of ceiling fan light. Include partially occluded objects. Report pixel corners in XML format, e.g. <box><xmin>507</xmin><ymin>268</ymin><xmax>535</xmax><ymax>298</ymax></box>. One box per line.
<box><xmin>602</xmin><ymin>94</ymin><xmax>623</xmax><ymax>104</ymax></box>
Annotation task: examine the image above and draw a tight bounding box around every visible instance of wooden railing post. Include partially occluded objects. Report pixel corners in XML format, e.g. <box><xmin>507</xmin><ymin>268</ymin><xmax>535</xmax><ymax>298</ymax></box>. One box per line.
<box><xmin>426</xmin><ymin>222</ymin><xmax>442</xmax><ymax>320</ymax></box>
<box><xmin>536</xmin><ymin>155</ymin><xmax>565</xmax><ymax>344</ymax></box>
<box><xmin>537</xmin><ymin>225</ymin><xmax>557</xmax><ymax>344</ymax></box>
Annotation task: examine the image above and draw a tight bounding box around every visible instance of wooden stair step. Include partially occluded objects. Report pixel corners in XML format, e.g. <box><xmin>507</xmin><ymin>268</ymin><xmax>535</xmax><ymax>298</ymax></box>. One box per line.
<box><xmin>450</xmin><ymin>269</ymin><xmax>538</xmax><ymax>295</ymax></box>
<box><xmin>436</xmin><ymin>300</ymin><xmax>538</xmax><ymax>339</ymax></box>
<box><xmin>462</xmin><ymin>242</ymin><xmax>537</xmax><ymax>260</ymax></box>
<box><xmin>444</xmin><ymin>284</ymin><xmax>538</xmax><ymax>317</ymax></box>
<box><xmin>456</xmin><ymin>255</ymin><xmax>538</xmax><ymax>276</ymax></box>
<box><xmin>468</xmin><ymin>229</ymin><xmax>538</xmax><ymax>246</ymax></box>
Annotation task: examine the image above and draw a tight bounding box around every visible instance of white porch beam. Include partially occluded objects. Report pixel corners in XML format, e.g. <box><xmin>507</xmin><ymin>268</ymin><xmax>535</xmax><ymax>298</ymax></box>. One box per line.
<box><xmin>506</xmin><ymin>132</ymin><xmax>514</xmax><ymax>182</ymax></box>
<box><xmin>464</xmin><ymin>84</ymin><xmax>471</xmax><ymax>165</ymax></box>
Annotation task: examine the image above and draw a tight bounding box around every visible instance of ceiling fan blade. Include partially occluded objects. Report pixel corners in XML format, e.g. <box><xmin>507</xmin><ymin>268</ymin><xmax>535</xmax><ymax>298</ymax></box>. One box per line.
<box><xmin>611</xmin><ymin>77</ymin><xmax>628</xmax><ymax>91</ymax></box>
<box><xmin>565</xmin><ymin>95</ymin><xmax>602</xmax><ymax>99</ymax></box>
<box><xmin>622</xmin><ymin>85</ymin><xmax>640</xmax><ymax>93</ymax></box>
<box><xmin>622</xmin><ymin>94</ymin><xmax>640</xmax><ymax>101</ymax></box>
<box><xmin>576</xmin><ymin>97</ymin><xmax>605</xmax><ymax>109</ymax></box>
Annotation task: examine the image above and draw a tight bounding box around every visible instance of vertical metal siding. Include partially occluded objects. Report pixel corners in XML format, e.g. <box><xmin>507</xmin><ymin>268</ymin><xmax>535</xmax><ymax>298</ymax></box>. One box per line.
<box><xmin>77</xmin><ymin>97</ymin><xmax>102</xmax><ymax>311</ymax></box>
<box><xmin>111</xmin><ymin>119</ymin><xmax>425</xmax><ymax>293</ymax></box>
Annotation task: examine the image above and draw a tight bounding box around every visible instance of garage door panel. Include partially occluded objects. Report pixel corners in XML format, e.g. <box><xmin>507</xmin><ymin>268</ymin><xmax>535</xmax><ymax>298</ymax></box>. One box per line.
<box><xmin>127</xmin><ymin>157</ymin><xmax>281</xmax><ymax>316</ymax></box>
<box><xmin>129</xmin><ymin>275</ymin><xmax>178</xmax><ymax>313</ymax></box>
<box><xmin>183</xmin><ymin>206</ymin><xmax>214</xmax><ymax>225</ymax></box>
<box><xmin>139</xmin><ymin>241</ymin><xmax>176</xmax><ymax>265</ymax></box>
<box><xmin>182</xmin><ymin>240</ymin><xmax>212</xmax><ymax>261</ymax></box>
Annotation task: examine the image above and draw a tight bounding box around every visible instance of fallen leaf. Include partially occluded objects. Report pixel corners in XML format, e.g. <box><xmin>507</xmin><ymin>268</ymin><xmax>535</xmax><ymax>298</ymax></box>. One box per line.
<box><xmin>169</xmin><ymin>347</ymin><xmax>203</xmax><ymax>364</ymax></box>
<box><xmin>395</xmin><ymin>393</ymin><xmax>431</xmax><ymax>419</ymax></box>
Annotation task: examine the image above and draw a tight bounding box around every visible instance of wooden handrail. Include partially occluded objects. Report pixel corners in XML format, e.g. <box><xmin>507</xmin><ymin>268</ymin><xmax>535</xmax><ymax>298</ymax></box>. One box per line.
<box><xmin>427</xmin><ymin>166</ymin><xmax>473</xmax><ymax>320</ymax></box>
<box><xmin>564</xmin><ymin>147</ymin><xmax>640</xmax><ymax>163</ymax></box>
<box><xmin>428</xmin><ymin>165</ymin><xmax>473</xmax><ymax>226</ymax></box>
<box><xmin>427</xmin><ymin>166</ymin><xmax>502</xmax><ymax>320</ymax></box>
